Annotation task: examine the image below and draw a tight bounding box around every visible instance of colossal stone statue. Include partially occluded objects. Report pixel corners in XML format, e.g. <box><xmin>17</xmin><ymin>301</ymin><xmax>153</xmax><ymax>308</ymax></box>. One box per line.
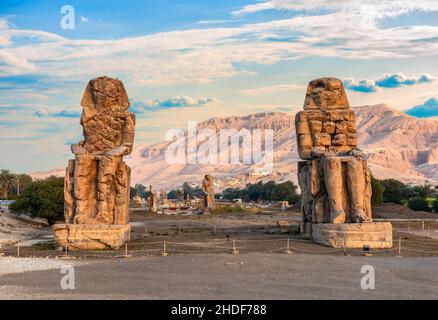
<box><xmin>202</xmin><ymin>174</ymin><xmax>215</xmax><ymax>209</ymax></box>
<box><xmin>53</xmin><ymin>76</ymin><xmax>135</xmax><ymax>250</ymax></box>
<box><xmin>296</xmin><ymin>78</ymin><xmax>392</xmax><ymax>248</ymax></box>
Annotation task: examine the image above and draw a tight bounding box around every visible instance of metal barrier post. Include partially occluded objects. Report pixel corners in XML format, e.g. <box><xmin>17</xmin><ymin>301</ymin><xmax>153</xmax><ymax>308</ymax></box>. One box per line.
<box><xmin>162</xmin><ymin>240</ymin><xmax>168</xmax><ymax>256</ymax></box>
<box><xmin>285</xmin><ymin>238</ymin><xmax>292</xmax><ymax>254</ymax></box>
<box><xmin>397</xmin><ymin>238</ymin><xmax>402</xmax><ymax>257</ymax></box>
<box><xmin>232</xmin><ymin>240</ymin><xmax>239</xmax><ymax>255</ymax></box>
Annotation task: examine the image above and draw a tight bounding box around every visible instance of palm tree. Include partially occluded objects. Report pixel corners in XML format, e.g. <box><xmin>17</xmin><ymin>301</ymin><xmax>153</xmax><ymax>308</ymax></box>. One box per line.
<box><xmin>0</xmin><ymin>170</ymin><xmax>13</xmax><ymax>200</ymax></box>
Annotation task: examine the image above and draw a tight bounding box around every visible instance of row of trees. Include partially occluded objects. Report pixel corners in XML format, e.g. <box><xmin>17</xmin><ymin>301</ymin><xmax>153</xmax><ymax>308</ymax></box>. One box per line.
<box><xmin>220</xmin><ymin>181</ymin><xmax>300</xmax><ymax>204</ymax></box>
<box><xmin>371</xmin><ymin>177</ymin><xmax>438</xmax><ymax>212</ymax></box>
<box><xmin>0</xmin><ymin>170</ymin><xmax>33</xmax><ymax>200</ymax></box>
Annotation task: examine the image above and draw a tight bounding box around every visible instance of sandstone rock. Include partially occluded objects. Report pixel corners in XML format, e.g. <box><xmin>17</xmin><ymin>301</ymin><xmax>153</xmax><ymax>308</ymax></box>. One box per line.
<box><xmin>311</xmin><ymin>222</ymin><xmax>393</xmax><ymax>249</ymax></box>
<box><xmin>202</xmin><ymin>174</ymin><xmax>215</xmax><ymax>208</ymax></box>
<box><xmin>53</xmin><ymin>76</ymin><xmax>135</xmax><ymax>250</ymax></box>
<box><xmin>295</xmin><ymin>77</ymin><xmax>392</xmax><ymax>248</ymax></box>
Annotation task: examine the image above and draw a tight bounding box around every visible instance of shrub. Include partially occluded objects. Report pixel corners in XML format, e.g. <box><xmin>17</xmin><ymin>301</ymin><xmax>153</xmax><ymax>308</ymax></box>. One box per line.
<box><xmin>433</xmin><ymin>199</ymin><xmax>438</xmax><ymax>213</ymax></box>
<box><xmin>381</xmin><ymin>179</ymin><xmax>406</xmax><ymax>204</ymax></box>
<box><xmin>10</xmin><ymin>176</ymin><xmax>64</xmax><ymax>225</ymax></box>
<box><xmin>371</xmin><ymin>175</ymin><xmax>384</xmax><ymax>206</ymax></box>
<box><xmin>407</xmin><ymin>197</ymin><xmax>430</xmax><ymax>212</ymax></box>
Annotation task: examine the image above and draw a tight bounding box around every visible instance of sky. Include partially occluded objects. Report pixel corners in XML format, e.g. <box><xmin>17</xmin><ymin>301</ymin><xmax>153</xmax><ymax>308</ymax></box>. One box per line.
<box><xmin>1</xmin><ymin>0</ymin><xmax>438</xmax><ymax>173</ymax></box>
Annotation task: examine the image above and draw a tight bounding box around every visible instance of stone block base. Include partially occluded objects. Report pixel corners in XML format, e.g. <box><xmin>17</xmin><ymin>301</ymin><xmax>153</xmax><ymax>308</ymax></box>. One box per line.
<box><xmin>310</xmin><ymin>222</ymin><xmax>393</xmax><ymax>249</ymax></box>
<box><xmin>53</xmin><ymin>224</ymin><xmax>130</xmax><ymax>250</ymax></box>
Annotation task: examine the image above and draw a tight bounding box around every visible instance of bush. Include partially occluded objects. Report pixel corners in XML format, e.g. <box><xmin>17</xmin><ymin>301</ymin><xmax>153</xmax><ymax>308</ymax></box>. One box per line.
<box><xmin>433</xmin><ymin>199</ymin><xmax>438</xmax><ymax>213</ymax></box>
<box><xmin>371</xmin><ymin>176</ymin><xmax>384</xmax><ymax>206</ymax></box>
<box><xmin>407</xmin><ymin>197</ymin><xmax>430</xmax><ymax>212</ymax></box>
<box><xmin>10</xmin><ymin>176</ymin><xmax>64</xmax><ymax>225</ymax></box>
<box><xmin>381</xmin><ymin>179</ymin><xmax>406</xmax><ymax>204</ymax></box>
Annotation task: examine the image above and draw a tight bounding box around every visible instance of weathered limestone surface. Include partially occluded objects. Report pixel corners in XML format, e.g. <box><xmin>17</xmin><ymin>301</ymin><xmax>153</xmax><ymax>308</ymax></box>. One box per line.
<box><xmin>202</xmin><ymin>174</ymin><xmax>215</xmax><ymax>209</ymax></box>
<box><xmin>296</xmin><ymin>78</ymin><xmax>392</xmax><ymax>248</ymax></box>
<box><xmin>54</xmin><ymin>76</ymin><xmax>135</xmax><ymax>250</ymax></box>
<box><xmin>311</xmin><ymin>223</ymin><xmax>393</xmax><ymax>249</ymax></box>
<box><xmin>151</xmin><ymin>191</ymin><xmax>159</xmax><ymax>213</ymax></box>
<box><xmin>53</xmin><ymin>224</ymin><xmax>130</xmax><ymax>250</ymax></box>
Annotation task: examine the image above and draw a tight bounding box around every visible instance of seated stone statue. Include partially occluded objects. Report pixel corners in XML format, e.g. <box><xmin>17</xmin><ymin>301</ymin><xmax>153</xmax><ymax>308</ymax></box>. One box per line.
<box><xmin>65</xmin><ymin>76</ymin><xmax>135</xmax><ymax>225</ymax></box>
<box><xmin>202</xmin><ymin>174</ymin><xmax>215</xmax><ymax>209</ymax></box>
<box><xmin>296</xmin><ymin>78</ymin><xmax>372</xmax><ymax>225</ymax></box>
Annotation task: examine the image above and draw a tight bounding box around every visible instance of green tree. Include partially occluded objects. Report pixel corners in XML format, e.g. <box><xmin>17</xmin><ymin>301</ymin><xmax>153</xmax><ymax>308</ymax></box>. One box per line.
<box><xmin>411</xmin><ymin>185</ymin><xmax>433</xmax><ymax>199</ymax></box>
<box><xmin>381</xmin><ymin>179</ymin><xmax>406</xmax><ymax>204</ymax></box>
<box><xmin>0</xmin><ymin>170</ymin><xmax>14</xmax><ymax>199</ymax></box>
<box><xmin>130</xmin><ymin>187</ymin><xmax>137</xmax><ymax>200</ymax></box>
<box><xmin>167</xmin><ymin>189</ymin><xmax>183</xmax><ymax>200</ymax></box>
<box><xmin>433</xmin><ymin>199</ymin><xmax>438</xmax><ymax>213</ymax></box>
<box><xmin>271</xmin><ymin>181</ymin><xmax>300</xmax><ymax>204</ymax></box>
<box><xmin>407</xmin><ymin>197</ymin><xmax>430</xmax><ymax>212</ymax></box>
<box><xmin>371</xmin><ymin>175</ymin><xmax>384</xmax><ymax>206</ymax></box>
<box><xmin>10</xmin><ymin>176</ymin><xmax>64</xmax><ymax>225</ymax></box>
<box><xmin>134</xmin><ymin>184</ymin><xmax>147</xmax><ymax>198</ymax></box>
<box><xmin>247</xmin><ymin>182</ymin><xmax>265</xmax><ymax>201</ymax></box>
<box><xmin>11</xmin><ymin>173</ymin><xmax>33</xmax><ymax>198</ymax></box>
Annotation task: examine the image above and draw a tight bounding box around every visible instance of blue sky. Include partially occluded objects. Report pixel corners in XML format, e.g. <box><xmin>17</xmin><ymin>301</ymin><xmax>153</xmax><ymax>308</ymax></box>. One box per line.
<box><xmin>1</xmin><ymin>0</ymin><xmax>438</xmax><ymax>172</ymax></box>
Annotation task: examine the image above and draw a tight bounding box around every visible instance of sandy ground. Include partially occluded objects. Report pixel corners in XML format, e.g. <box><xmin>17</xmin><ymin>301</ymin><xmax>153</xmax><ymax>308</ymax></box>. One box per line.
<box><xmin>0</xmin><ymin>254</ymin><xmax>437</xmax><ymax>300</ymax></box>
<box><xmin>0</xmin><ymin>207</ymin><xmax>52</xmax><ymax>248</ymax></box>
<box><xmin>0</xmin><ymin>257</ymin><xmax>86</xmax><ymax>276</ymax></box>
<box><xmin>0</xmin><ymin>206</ymin><xmax>437</xmax><ymax>299</ymax></box>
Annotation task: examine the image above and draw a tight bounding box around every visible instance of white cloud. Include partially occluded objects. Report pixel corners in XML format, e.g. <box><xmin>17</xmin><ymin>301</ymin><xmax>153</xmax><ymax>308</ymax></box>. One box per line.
<box><xmin>132</xmin><ymin>96</ymin><xmax>219</xmax><ymax>113</ymax></box>
<box><xmin>344</xmin><ymin>72</ymin><xmax>436</xmax><ymax>93</ymax></box>
<box><xmin>81</xmin><ymin>16</ymin><xmax>89</xmax><ymax>23</ymax></box>
<box><xmin>0</xmin><ymin>1</ymin><xmax>438</xmax><ymax>86</ymax></box>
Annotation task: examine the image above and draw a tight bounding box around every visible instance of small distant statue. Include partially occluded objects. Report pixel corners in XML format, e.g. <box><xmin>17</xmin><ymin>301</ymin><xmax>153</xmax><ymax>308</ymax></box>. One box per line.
<box><xmin>202</xmin><ymin>174</ymin><xmax>215</xmax><ymax>209</ymax></box>
<box><xmin>151</xmin><ymin>191</ymin><xmax>159</xmax><ymax>213</ymax></box>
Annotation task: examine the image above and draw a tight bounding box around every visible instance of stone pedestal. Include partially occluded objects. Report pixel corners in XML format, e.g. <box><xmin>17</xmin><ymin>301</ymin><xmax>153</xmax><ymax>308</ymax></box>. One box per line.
<box><xmin>310</xmin><ymin>222</ymin><xmax>393</xmax><ymax>249</ymax></box>
<box><xmin>53</xmin><ymin>224</ymin><xmax>131</xmax><ymax>250</ymax></box>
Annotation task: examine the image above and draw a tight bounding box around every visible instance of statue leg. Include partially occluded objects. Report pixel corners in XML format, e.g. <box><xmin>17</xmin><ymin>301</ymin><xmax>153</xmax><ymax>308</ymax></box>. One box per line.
<box><xmin>96</xmin><ymin>156</ymin><xmax>117</xmax><ymax>224</ymax></box>
<box><xmin>346</xmin><ymin>157</ymin><xmax>369</xmax><ymax>223</ymax></box>
<box><xmin>73</xmin><ymin>154</ymin><xmax>96</xmax><ymax>224</ymax></box>
<box><xmin>322</xmin><ymin>156</ymin><xmax>346</xmax><ymax>224</ymax></box>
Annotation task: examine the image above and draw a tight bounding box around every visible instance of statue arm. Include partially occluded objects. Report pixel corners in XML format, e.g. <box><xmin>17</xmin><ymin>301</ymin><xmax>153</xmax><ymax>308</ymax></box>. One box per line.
<box><xmin>104</xmin><ymin>112</ymin><xmax>136</xmax><ymax>157</ymax></box>
<box><xmin>71</xmin><ymin>141</ymin><xmax>87</xmax><ymax>155</ymax></box>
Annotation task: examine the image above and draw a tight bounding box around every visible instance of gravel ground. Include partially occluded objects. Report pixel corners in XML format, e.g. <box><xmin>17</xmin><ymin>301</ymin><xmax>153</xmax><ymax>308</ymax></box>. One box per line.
<box><xmin>0</xmin><ymin>257</ymin><xmax>86</xmax><ymax>276</ymax></box>
<box><xmin>0</xmin><ymin>254</ymin><xmax>437</xmax><ymax>300</ymax></box>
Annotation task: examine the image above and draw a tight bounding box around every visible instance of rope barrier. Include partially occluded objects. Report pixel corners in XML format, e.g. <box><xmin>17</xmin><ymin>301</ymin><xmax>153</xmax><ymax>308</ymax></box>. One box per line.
<box><xmin>1</xmin><ymin>235</ymin><xmax>437</xmax><ymax>258</ymax></box>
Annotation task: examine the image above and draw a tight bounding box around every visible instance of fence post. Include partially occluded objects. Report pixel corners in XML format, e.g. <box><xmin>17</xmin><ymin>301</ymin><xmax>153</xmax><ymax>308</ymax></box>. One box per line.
<box><xmin>343</xmin><ymin>239</ymin><xmax>347</xmax><ymax>256</ymax></box>
<box><xmin>422</xmin><ymin>220</ymin><xmax>425</xmax><ymax>231</ymax></box>
<box><xmin>125</xmin><ymin>242</ymin><xmax>128</xmax><ymax>256</ymax></box>
<box><xmin>285</xmin><ymin>238</ymin><xmax>292</xmax><ymax>254</ymax></box>
<box><xmin>397</xmin><ymin>237</ymin><xmax>402</xmax><ymax>257</ymax></box>
<box><xmin>214</xmin><ymin>225</ymin><xmax>217</xmax><ymax>235</ymax></box>
<box><xmin>248</xmin><ymin>225</ymin><xmax>251</xmax><ymax>233</ymax></box>
<box><xmin>232</xmin><ymin>240</ymin><xmax>239</xmax><ymax>255</ymax></box>
<box><xmin>65</xmin><ymin>238</ymin><xmax>69</xmax><ymax>257</ymax></box>
<box><xmin>17</xmin><ymin>243</ymin><xmax>20</xmax><ymax>258</ymax></box>
<box><xmin>162</xmin><ymin>240</ymin><xmax>168</xmax><ymax>256</ymax></box>
<box><xmin>427</xmin><ymin>227</ymin><xmax>430</xmax><ymax>237</ymax></box>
